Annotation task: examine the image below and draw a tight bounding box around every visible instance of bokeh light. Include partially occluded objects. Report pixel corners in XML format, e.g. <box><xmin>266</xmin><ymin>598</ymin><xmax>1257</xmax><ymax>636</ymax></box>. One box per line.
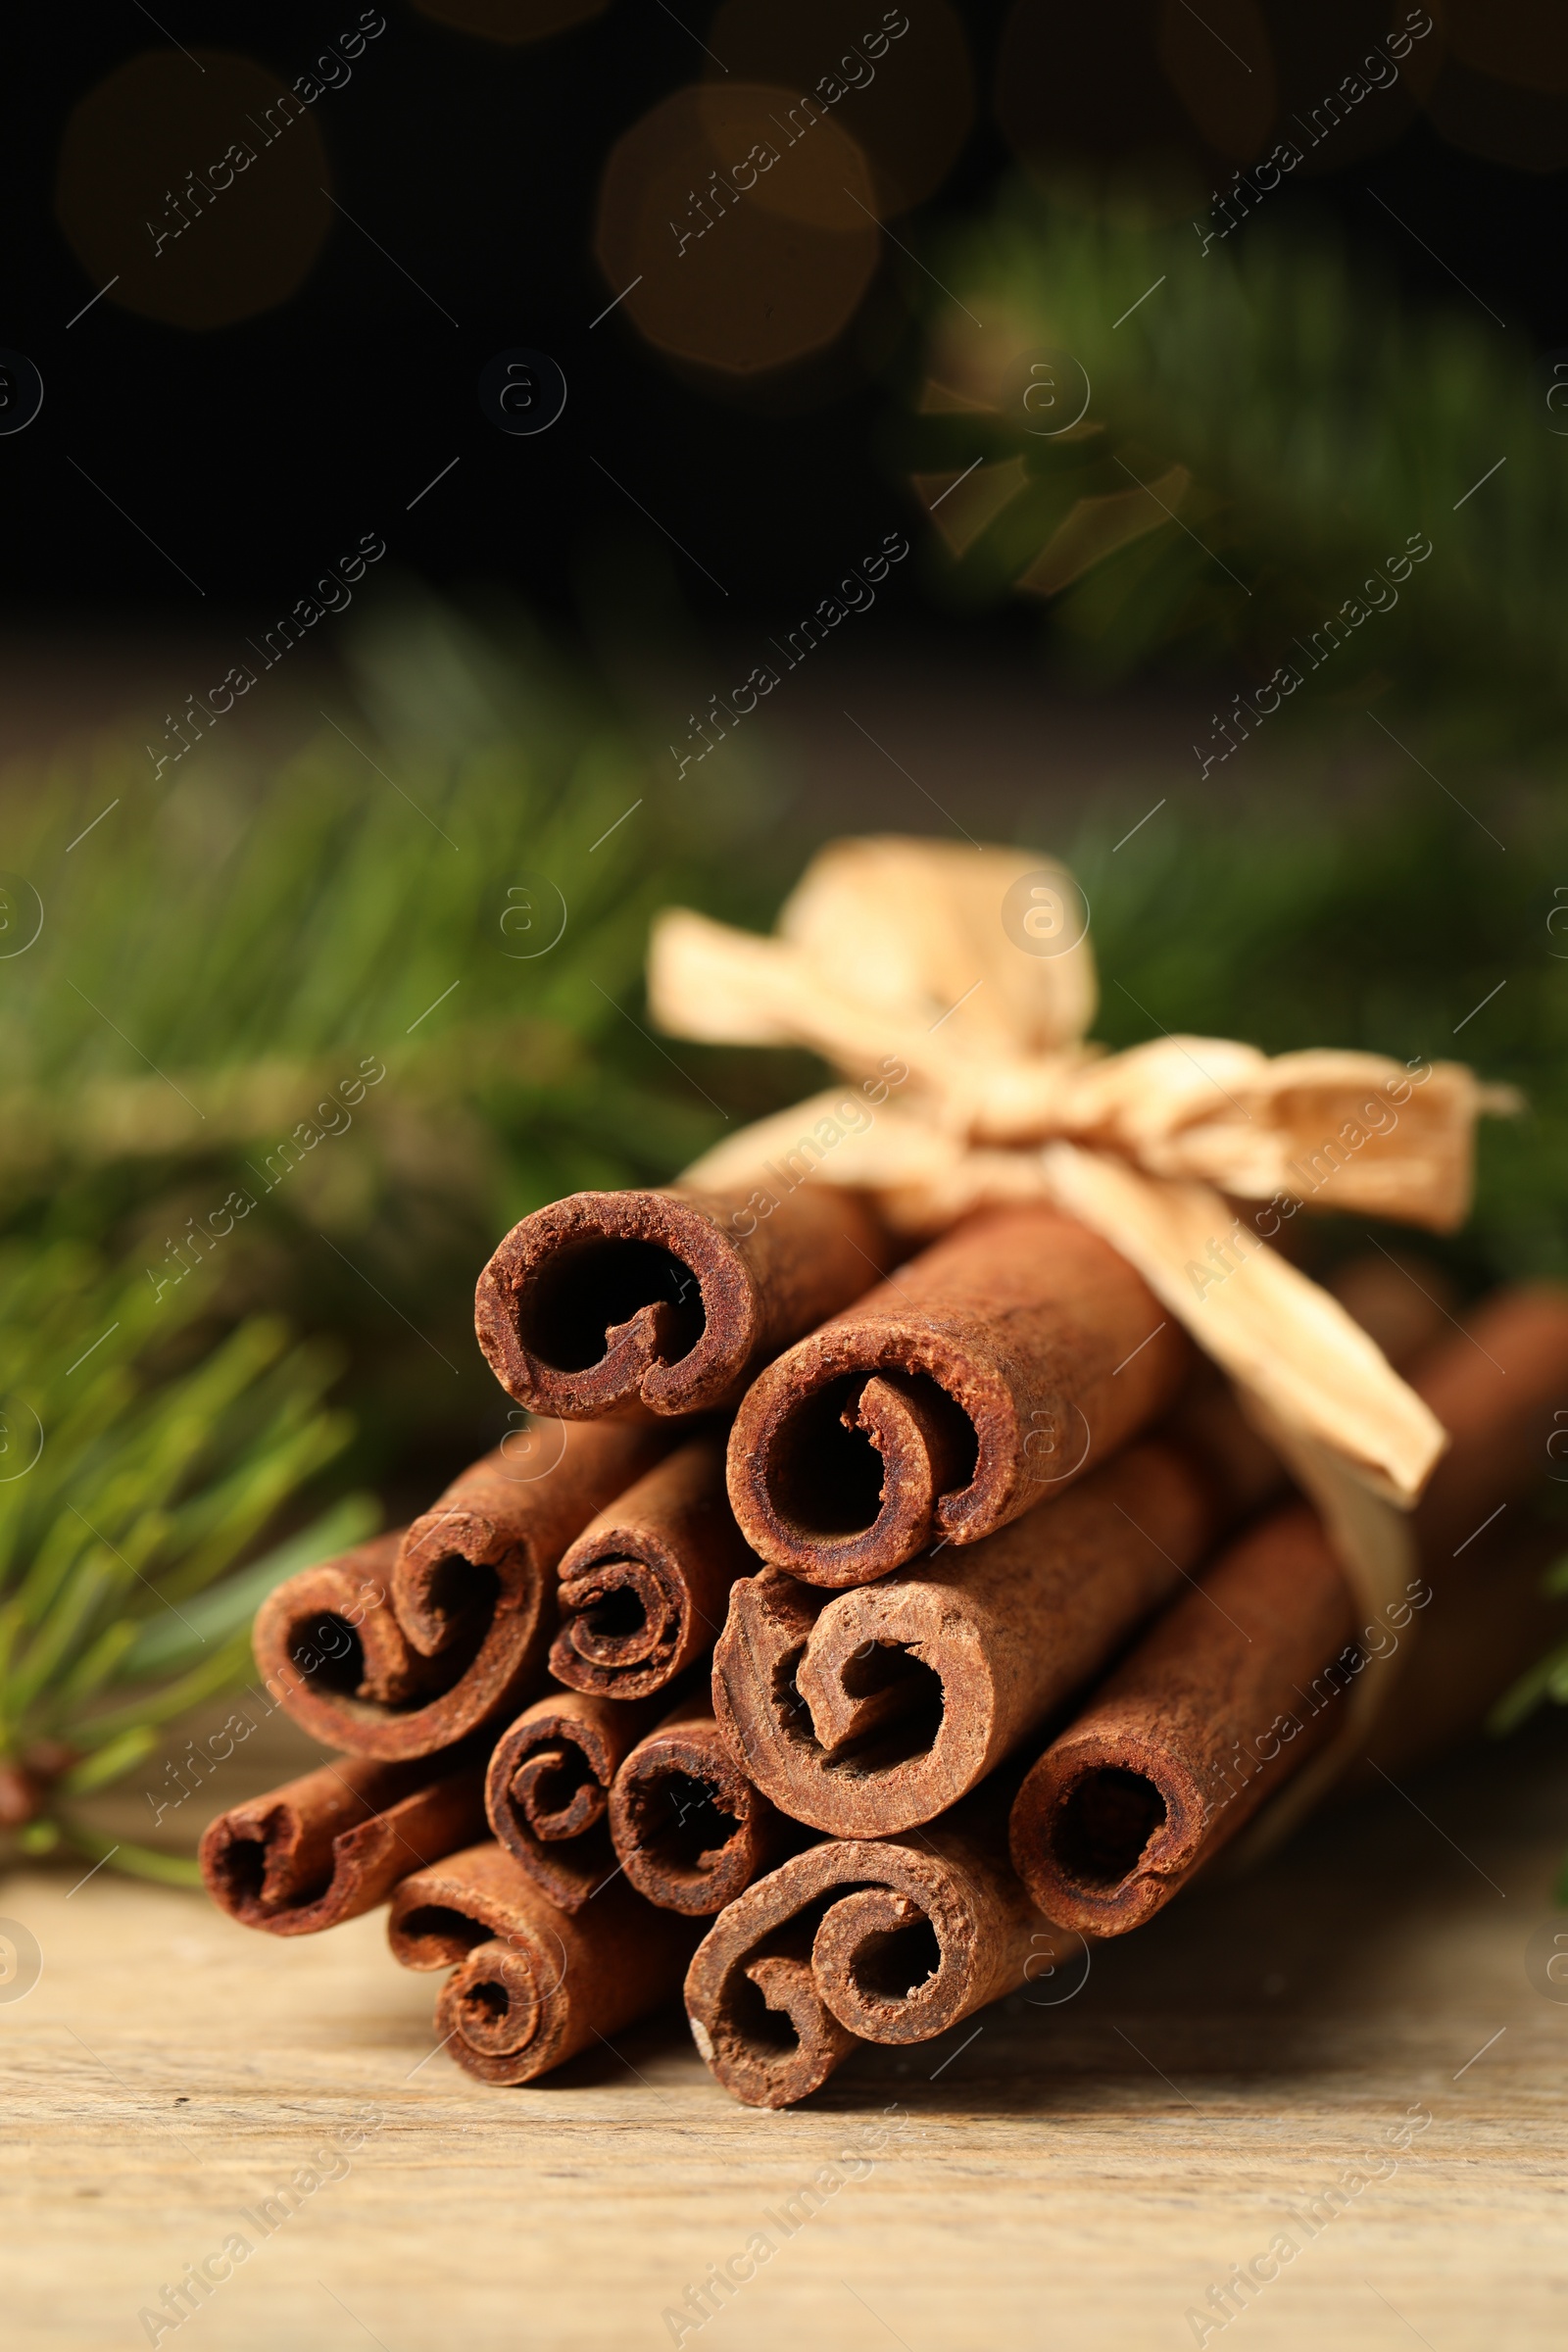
<box><xmin>56</xmin><ymin>50</ymin><xmax>333</xmax><ymax>332</ymax></box>
<box><xmin>595</xmin><ymin>83</ymin><xmax>881</xmax><ymax>377</ymax></box>
<box><xmin>705</xmin><ymin>0</ymin><xmax>973</xmax><ymax>214</ymax></box>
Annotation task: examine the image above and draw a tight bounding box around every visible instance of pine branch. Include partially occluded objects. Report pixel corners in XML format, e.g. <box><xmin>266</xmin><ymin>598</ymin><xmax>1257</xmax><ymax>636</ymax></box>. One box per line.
<box><xmin>0</xmin><ymin>1241</ymin><xmax>357</xmax><ymax>1868</ymax></box>
<box><xmin>904</xmin><ymin>188</ymin><xmax>1566</xmax><ymax>749</ymax></box>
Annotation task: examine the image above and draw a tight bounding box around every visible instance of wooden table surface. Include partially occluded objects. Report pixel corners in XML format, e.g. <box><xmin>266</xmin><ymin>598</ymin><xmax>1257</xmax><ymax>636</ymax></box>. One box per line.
<box><xmin>4</xmin><ymin>1711</ymin><xmax>1567</xmax><ymax>2352</ymax></box>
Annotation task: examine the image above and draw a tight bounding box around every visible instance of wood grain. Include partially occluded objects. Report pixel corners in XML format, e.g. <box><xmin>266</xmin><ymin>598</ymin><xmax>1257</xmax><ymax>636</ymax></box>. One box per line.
<box><xmin>3</xmin><ymin>1709</ymin><xmax>1567</xmax><ymax>2350</ymax></box>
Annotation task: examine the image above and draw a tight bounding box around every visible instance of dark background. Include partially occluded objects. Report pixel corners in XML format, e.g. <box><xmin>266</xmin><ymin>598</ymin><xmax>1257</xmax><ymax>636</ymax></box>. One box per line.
<box><xmin>4</xmin><ymin>0</ymin><xmax>1561</xmax><ymax>643</ymax></box>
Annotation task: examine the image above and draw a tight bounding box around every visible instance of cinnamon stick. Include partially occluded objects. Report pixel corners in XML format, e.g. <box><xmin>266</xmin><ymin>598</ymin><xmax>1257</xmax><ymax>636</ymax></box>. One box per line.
<box><xmin>485</xmin><ymin>1686</ymin><xmax>664</xmax><ymax>1912</ymax></box>
<box><xmin>388</xmin><ymin>1840</ymin><xmax>700</xmax><ymax>2084</ymax></box>
<box><xmin>1008</xmin><ymin>1282</ymin><xmax>1568</xmax><ymax>1936</ymax></box>
<box><xmin>1361</xmin><ymin>1283</ymin><xmax>1568</xmax><ymax>1776</ymax></box>
<box><xmin>725</xmin><ymin>1205</ymin><xmax>1190</xmax><ymax>1586</ymax></box>
<box><xmin>1410</xmin><ymin>1284</ymin><xmax>1568</xmax><ymax>1556</ymax></box>
<box><xmin>1358</xmin><ymin>1521</ymin><xmax>1568</xmax><ymax>1780</ymax></box>
<box><xmin>549</xmin><ymin>1435</ymin><xmax>756</xmax><ymax>1698</ymax></box>
<box><xmin>1007</xmin><ymin>1503</ymin><xmax>1354</xmax><ymax>1936</ymax></box>
<box><xmin>684</xmin><ymin>1779</ymin><xmax>1044</xmax><ymax>2108</ymax></box>
<box><xmin>474</xmin><ymin>1184</ymin><xmax>890</xmax><ymax>1421</ymax></box>
<box><xmin>608</xmin><ymin>1692</ymin><xmax>792</xmax><ymax>1915</ymax></box>
<box><xmin>713</xmin><ymin>1434</ymin><xmax>1240</xmax><ymax>1838</ymax></box>
<box><xmin>200</xmin><ymin>1751</ymin><xmax>487</xmax><ymax>1936</ymax></box>
<box><xmin>253</xmin><ymin>1421</ymin><xmax>668</xmax><ymax>1759</ymax></box>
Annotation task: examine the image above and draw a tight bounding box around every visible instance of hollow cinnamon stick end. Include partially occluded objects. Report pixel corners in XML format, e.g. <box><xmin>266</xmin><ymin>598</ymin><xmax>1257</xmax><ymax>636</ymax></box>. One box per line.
<box><xmin>611</xmin><ymin>1722</ymin><xmax>779</xmax><ymax>1915</ymax></box>
<box><xmin>685</xmin><ymin>1945</ymin><xmax>858</xmax><ymax>2109</ymax></box>
<box><xmin>250</xmin><ymin>1537</ymin><xmax>431</xmax><ymax>1759</ymax></box>
<box><xmin>474</xmin><ymin>1190</ymin><xmax>755</xmax><ymax>1420</ymax></box>
<box><xmin>432</xmin><ymin>1943</ymin><xmax>552</xmax><ymax>2085</ymax></box>
<box><xmin>483</xmin><ymin>1695</ymin><xmax>627</xmax><ymax>1913</ymax></box>
<box><xmin>1009</xmin><ymin>1734</ymin><xmax>1207</xmax><ymax>1939</ymax></box>
<box><xmin>198</xmin><ymin>1801</ymin><xmax>305</xmax><ymax>1934</ymax></box>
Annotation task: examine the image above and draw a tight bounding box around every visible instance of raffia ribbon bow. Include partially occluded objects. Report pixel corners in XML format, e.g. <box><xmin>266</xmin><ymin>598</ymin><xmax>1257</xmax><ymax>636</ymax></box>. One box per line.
<box><xmin>648</xmin><ymin>838</ymin><xmax>1515</xmax><ymax>1835</ymax></box>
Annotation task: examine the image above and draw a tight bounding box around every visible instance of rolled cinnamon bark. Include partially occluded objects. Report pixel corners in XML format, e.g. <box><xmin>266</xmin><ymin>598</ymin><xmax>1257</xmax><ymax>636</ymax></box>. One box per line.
<box><xmin>685</xmin><ymin>1779</ymin><xmax>1044</xmax><ymax>2108</ymax></box>
<box><xmin>1009</xmin><ymin>1282</ymin><xmax>1568</xmax><ymax>1935</ymax></box>
<box><xmin>1007</xmin><ymin>1503</ymin><xmax>1355</xmax><ymax>1936</ymax></box>
<box><xmin>1359</xmin><ymin>1282</ymin><xmax>1568</xmax><ymax>1775</ymax></box>
<box><xmin>253</xmin><ymin>1421</ymin><xmax>668</xmax><ymax>1759</ymax></box>
<box><xmin>609</xmin><ymin>1693</ymin><xmax>792</xmax><ymax>1915</ymax></box>
<box><xmin>1359</xmin><ymin>1521</ymin><xmax>1568</xmax><ymax>1780</ymax></box>
<box><xmin>725</xmin><ymin>1205</ymin><xmax>1190</xmax><ymax>1586</ymax></box>
<box><xmin>388</xmin><ymin>1840</ymin><xmax>700</xmax><ymax>2084</ymax></box>
<box><xmin>1411</xmin><ymin>1284</ymin><xmax>1568</xmax><ymax>1556</ymax></box>
<box><xmin>200</xmin><ymin>1750</ymin><xmax>487</xmax><ymax>1936</ymax></box>
<box><xmin>713</xmin><ymin>1434</ymin><xmax>1237</xmax><ymax>1838</ymax></box>
<box><xmin>474</xmin><ymin>1184</ymin><xmax>890</xmax><ymax>1421</ymax></box>
<box><xmin>485</xmin><ymin>1686</ymin><xmax>665</xmax><ymax>1912</ymax></box>
<box><xmin>549</xmin><ymin>1436</ymin><xmax>756</xmax><ymax>1699</ymax></box>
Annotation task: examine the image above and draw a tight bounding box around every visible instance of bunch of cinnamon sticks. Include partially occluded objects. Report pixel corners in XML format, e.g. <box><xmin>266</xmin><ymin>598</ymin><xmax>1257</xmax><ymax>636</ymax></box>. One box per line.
<box><xmin>202</xmin><ymin>1183</ymin><xmax>1568</xmax><ymax>2107</ymax></box>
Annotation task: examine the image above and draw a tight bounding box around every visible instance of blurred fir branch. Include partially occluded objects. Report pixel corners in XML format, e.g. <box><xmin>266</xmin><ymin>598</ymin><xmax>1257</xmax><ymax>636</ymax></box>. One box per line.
<box><xmin>0</xmin><ymin>605</ymin><xmax>790</xmax><ymax>1874</ymax></box>
<box><xmin>900</xmin><ymin>185</ymin><xmax>1567</xmax><ymax>760</ymax></box>
<box><xmin>0</xmin><ymin>605</ymin><xmax>788</xmax><ymax>1501</ymax></box>
<box><xmin>0</xmin><ymin>1241</ymin><xmax>363</xmax><ymax>1879</ymax></box>
<box><xmin>1489</xmin><ymin>1551</ymin><xmax>1568</xmax><ymax>1744</ymax></box>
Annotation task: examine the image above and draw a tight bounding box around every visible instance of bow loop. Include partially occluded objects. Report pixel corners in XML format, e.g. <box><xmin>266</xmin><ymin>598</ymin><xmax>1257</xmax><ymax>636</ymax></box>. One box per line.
<box><xmin>650</xmin><ymin>835</ymin><xmax>1513</xmax><ymax>1515</ymax></box>
<box><xmin>775</xmin><ymin>836</ymin><xmax>1097</xmax><ymax>1055</ymax></box>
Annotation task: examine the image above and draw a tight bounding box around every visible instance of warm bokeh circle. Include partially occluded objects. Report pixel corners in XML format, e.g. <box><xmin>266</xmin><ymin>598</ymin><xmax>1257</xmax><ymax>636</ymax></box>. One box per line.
<box><xmin>595</xmin><ymin>82</ymin><xmax>882</xmax><ymax>376</ymax></box>
<box><xmin>56</xmin><ymin>50</ymin><xmax>333</xmax><ymax>331</ymax></box>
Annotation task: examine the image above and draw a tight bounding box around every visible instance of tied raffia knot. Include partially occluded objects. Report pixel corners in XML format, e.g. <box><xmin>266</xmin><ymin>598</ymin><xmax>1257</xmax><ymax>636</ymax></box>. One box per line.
<box><xmin>648</xmin><ymin>835</ymin><xmax>1516</xmax><ymax>1826</ymax></box>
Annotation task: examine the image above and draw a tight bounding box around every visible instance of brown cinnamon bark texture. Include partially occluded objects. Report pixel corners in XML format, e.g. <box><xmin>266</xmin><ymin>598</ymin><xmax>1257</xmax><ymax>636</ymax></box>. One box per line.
<box><xmin>252</xmin><ymin>1422</ymin><xmax>667</xmax><ymax>1759</ymax></box>
<box><xmin>1358</xmin><ymin>1522</ymin><xmax>1568</xmax><ymax>1781</ymax></box>
<box><xmin>200</xmin><ymin>1751</ymin><xmax>488</xmax><ymax>1936</ymax></box>
<box><xmin>724</xmin><ymin>1205</ymin><xmax>1190</xmax><ymax>1586</ymax></box>
<box><xmin>1008</xmin><ymin>1504</ymin><xmax>1355</xmax><ymax>1936</ymax></box>
<box><xmin>1008</xmin><ymin>1283</ymin><xmax>1568</xmax><ymax>1936</ymax></box>
<box><xmin>685</xmin><ymin>1780</ymin><xmax>1045</xmax><ymax>2108</ymax></box>
<box><xmin>550</xmin><ymin>1436</ymin><xmax>755</xmax><ymax>1699</ymax></box>
<box><xmin>609</xmin><ymin>1692</ymin><xmax>792</xmax><ymax>1915</ymax></box>
<box><xmin>485</xmin><ymin>1686</ymin><xmax>664</xmax><ymax>1912</ymax></box>
<box><xmin>1410</xmin><ymin>1284</ymin><xmax>1568</xmax><ymax>1556</ymax></box>
<box><xmin>388</xmin><ymin>1840</ymin><xmax>700</xmax><ymax>2084</ymax></box>
<box><xmin>1359</xmin><ymin>1283</ymin><xmax>1568</xmax><ymax>1775</ymax></box>
<box><xmin>713</xmin><ymin>1435</ymin><xmax>1235</xmax><ymax>1838</ymax></box>
<box><xmin>473</xmin><ymin>1184</ymin><xmax>891</xmax><ymax>1421</ymax></box>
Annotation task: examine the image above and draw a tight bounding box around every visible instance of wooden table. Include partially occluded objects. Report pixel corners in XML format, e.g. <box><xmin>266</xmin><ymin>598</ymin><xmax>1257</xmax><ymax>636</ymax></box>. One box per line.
<box><xmin>4</xmin><ymin>1712</ymin><xmax>1566</xmax><ymax>2351</ymax></box>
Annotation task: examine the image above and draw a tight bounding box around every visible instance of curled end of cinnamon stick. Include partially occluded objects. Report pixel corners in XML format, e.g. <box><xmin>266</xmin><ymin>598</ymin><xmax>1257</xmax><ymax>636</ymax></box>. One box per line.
<box><xmin>724</xmin><ymin>1206</ymin><xmax>1189</xmax><ymax>1585</ymax></box>
<box><xmin>476</xmin><ymin>1191</ymin><xmax>735</xmax><ymax>1419</ymax></box>
<box><xmin>609</xmin><ymin>1703</ymin><xmax>784</xmax><ymax>1914</ymax></box>
<box><xmin>727</xmin><ymin>1344</ymin><xmax>992</xmax><ymax>1586</ymax></box>
<box><xmin>200</xmin><ymin>1753</ymin><xmax>487</xmax><ymax>1936</ymax></box>
<box><xmin>485</xmin><ymin>1688</ymin><xmax>661</xmax><ymax>1912</ymax></box>
<box><xmin>433</xmin><ymin>1941</ymin><xmax>547</xmax><ymax>2083</ymax></box>
<box><xmin>1007</xmin><ymin>1738</ymin><xmax>1206</xmax><ymax>1937</ymax></box>
<box><xmin>250</xmin><ymin>1534</ymin><xmax>443</xmax><ymax>1758</ymax></box>
<box><xmin>711</xmin><ymin>1567</ymin><xmax>978</xmax><ymax>1838</ymax></box>
<box><xmin>390</xmin><ymin>1840</ymin><xmax>699</xmax><ymax>2084</ymax></box>
<box><xmin>254</xmin><ymin>1430</ymin><xmax>660</xmax><ymax>1761</ymax></box>
<box><xmin>549</xmin><ymin>1436</ymin><xmax>756</xmax><ymax>1699</ymax></box>
<box><xmin>684</xmin><ymin>1830</ymin><xmax>1028</xmax><ymax>2106</ymax></box>
<box><xmin>474</xmin><ymin>1185</ymin><xmax>892</xmax><ymax>1421</ymax></box>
